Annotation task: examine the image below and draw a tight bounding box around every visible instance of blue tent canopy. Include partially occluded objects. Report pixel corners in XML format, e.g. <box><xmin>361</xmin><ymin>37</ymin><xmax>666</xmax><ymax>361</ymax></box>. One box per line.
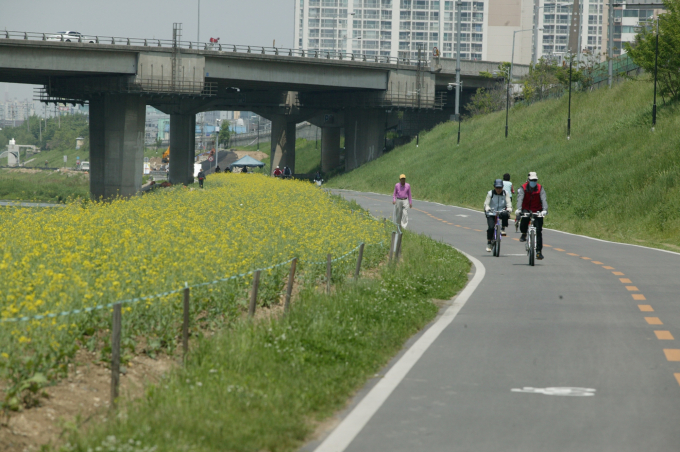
<box><xmin>230</xmin><ymin>155</ymin><xmax>264</xmax><ymax>170</ymax></box>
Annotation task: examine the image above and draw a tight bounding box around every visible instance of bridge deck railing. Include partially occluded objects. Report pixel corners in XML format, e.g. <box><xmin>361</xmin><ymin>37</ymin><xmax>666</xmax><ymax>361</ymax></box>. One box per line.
<box><xmin>2</xmin><ymin>30</ymin><xmax>431</xmax><ymax>68</ymax></box>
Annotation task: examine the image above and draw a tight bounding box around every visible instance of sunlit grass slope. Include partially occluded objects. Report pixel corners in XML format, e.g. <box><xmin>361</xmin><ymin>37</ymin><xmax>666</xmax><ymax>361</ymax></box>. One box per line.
<box><xmin>328</xmin><ymin>78</ymin><xmax>680</xmax><ymax>250</ymax></box>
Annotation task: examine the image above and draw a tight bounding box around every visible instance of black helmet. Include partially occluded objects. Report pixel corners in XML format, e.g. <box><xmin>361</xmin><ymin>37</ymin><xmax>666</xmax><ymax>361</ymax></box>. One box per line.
<box><xmin>494</xmin><ymin>179</ymin><xmax>503</xmax><ymax>188</ymax></box>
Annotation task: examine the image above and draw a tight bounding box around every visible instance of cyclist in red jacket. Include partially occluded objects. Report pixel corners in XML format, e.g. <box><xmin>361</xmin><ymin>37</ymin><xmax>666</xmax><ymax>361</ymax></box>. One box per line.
<box><xmin>515</xmin><ymin>171</ymin><xmax>548</xmax><ymax>260</ymax></box>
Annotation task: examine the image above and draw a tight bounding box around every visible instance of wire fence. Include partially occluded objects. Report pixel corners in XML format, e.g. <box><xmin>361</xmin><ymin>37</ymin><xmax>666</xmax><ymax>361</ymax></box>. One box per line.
<box><xmin>0</xmin><ymin>241</ymin><xmax>383</xmax><ymax>325</ymax></box>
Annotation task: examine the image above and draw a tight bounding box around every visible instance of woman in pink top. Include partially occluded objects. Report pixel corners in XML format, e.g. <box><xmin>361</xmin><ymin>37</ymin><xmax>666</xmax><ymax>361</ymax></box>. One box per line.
<box><xmin>392</xmin><ymin>174</ymin><xmax>412</xmax><ymax>229</ymax></box>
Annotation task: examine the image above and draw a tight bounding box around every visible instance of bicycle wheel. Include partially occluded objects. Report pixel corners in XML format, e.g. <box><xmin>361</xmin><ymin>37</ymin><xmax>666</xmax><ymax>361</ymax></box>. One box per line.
<box><xmin>529</xmin><ymin>230</ymin><xmax>536</xmax><ymax>266</ymax></box>
<box><xmin>494</xmin><ymin>223</ymin><xmax>501</xmax><ymax>257</ymax></box>
<box><xmin>493</xmin><ymin>224</ymin><xmax>499</xmax><ymax>256</ymax></box>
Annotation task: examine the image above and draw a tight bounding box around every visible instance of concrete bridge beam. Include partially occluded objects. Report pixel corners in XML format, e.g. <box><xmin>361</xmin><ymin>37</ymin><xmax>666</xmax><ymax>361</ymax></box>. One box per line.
<box><xmin>270</xmin><ymin>115</ymin><xmax>297</xmax><ymax>175</ymax></box>
<box><xmin>344</xmin><ymin>109</ymin><xmax>386</xmax><ymax>172</ymax></box>
<box><xmin>169</xmin><ymin>114</ymin><xmax>196</xmax><ymax>185</ymax></box>
<box><xmin>321</xmin><ymin>127</ymin><xmax>341</xmax><ymax>173</ymax></box>
<box><xmin>89</xmin><ymin>94</ymin><xmax>145</xmax><ymax>199</ymax></box>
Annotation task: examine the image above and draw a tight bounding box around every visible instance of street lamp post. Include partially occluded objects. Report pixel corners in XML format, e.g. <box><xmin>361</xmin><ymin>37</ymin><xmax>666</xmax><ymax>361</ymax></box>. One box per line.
<box><xmin>506</xmin><ymin>28</ymin><xmax>535</xmax><ymax>138</ymax></box>
<box><xmin>652</xmin><ymin>17</ymin><xmax>659</xmax><ymax>131</ymax></box>
<box><xmin>567</xmin><ymin>55</ymin><xmax>573</xmax><ymax>140</ymax></box>
<box><xmin>455</xmin><ymin>0</ymin><xmax>462</xmax><ymax>144</ymax></box>
<box><xmin>257</xmin><ymin>116</ymin><xmax>260</xmax><ymax>152</ymax></box>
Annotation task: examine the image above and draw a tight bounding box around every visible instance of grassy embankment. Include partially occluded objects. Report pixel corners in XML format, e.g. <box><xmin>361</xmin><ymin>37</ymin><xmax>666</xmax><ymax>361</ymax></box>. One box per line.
<box><xmin>0</xmin><ymin>169</ymin><xmax>89</xmax><ymax>203</ymax></box>
<box><xmin>328</xmin><ymin>77</ymin><xmax>680</xmax><ymax>251</ymax></box>
<box><xmin>64</xmin><ymin>213</ymin><xmax>469</xmax><ymax>452</ymax></box>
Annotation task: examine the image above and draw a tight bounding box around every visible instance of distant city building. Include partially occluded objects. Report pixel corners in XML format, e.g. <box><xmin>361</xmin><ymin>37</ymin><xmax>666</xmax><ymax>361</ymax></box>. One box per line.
<box><xmin>294</xmin><ymin>0</ymin><xmax>664</xmax><ymax>67</ymax></box>
<box><xmin>0</xmin><ymin>99</ymin><xmax>35</xmax><ymax>127</ymax></box>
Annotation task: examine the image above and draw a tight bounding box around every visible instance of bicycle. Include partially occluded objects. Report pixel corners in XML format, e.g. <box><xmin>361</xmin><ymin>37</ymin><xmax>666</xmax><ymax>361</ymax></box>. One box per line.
<box><xmin>489</xmin><ymin>210</ymin><xmax>506</xmax><ymax>257</ymax></box>
<box><xmin>521</xmin><ymin>212</ymin><xmax>545</xmax><ymax>266</ymax></box>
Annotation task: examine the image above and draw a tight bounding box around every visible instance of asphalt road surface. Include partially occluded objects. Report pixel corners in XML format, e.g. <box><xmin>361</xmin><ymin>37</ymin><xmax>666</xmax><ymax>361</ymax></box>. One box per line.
<box><xmin>310</xmin><ymin>189</ymin><xmax>680</xmax><ymax>452</ymax></box>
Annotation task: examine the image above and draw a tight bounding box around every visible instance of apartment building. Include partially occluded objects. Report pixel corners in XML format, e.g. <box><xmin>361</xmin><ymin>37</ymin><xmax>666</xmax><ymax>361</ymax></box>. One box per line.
<box><xmin>295</xmin><ymin>0</ymin><xmax>665</xmax><ymax>67</ymax></box>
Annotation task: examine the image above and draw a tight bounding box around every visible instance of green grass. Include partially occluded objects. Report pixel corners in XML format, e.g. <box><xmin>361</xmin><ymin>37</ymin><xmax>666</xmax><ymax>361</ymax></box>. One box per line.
<box><xmin>64</xmin><ymin>230</ymin><xmax>469</xmax><ymax>452</ymax></box>
<box><xmin>0</xmin><ymin>169</ymin><xmax>89</xmax><ymax>203</ymax></box>
<box><xmin>328</xmin><ymin>77</ymin><xmax>680</xmax><ymax>251</ymax></box>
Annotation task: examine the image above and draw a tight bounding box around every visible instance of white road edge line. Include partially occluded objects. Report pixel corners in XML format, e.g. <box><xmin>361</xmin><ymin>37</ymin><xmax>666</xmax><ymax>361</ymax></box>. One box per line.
<box><xmin>335</xmin><ymin>189</ymin><xmax>680</xmax><ymax>257</ymax></box>
<box><xmin>313</xmin><ymin>252</ymin><xmax>486</xmax><ymax>452</ymax></box>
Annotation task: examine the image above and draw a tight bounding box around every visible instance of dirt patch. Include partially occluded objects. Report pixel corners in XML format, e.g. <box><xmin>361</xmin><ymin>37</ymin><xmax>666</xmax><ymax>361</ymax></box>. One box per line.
<box><xmin>232</xmin><ymin>150</ymin><xmax>268</xmax><ymax>162</ymax></box>
<box><xmin>3</xmin><ymin>168</ymin><xmax>43</xmax><ymax>174</ymax></box>
<box><xmin>0</xmin><ymin>350</ymin><xmax>175</xmax><ymax>452</ymax></box>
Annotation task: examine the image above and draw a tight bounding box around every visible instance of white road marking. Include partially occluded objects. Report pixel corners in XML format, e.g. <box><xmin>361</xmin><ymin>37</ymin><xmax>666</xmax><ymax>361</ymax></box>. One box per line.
<box><xmin>313</xmin><ymin>252</ymin><xmax>486</xmax><ymax>452</ymax></box>
<box><xmin>511</xmin><ymin>387</ymin><xmax>596</xmax><ymax>397</ymax></box>
<box><xmin>456</xmin><ymin>214</ymin><xmax>469</xmax><ymax>218</ymax></box>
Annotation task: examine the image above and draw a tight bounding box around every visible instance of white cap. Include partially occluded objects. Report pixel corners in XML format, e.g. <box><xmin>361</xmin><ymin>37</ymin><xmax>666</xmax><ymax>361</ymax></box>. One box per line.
<box><xmin>528</xmin><ymin>171</ymin><xmax>538</xmax><ymax>180</ymax></box>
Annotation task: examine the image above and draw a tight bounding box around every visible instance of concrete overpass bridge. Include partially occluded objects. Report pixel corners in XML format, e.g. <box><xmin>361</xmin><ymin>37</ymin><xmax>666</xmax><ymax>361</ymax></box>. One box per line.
<box><xmin>0</xmin><ymin>29</ymin><xmax>529</xmax><ymax>198</ymax></box>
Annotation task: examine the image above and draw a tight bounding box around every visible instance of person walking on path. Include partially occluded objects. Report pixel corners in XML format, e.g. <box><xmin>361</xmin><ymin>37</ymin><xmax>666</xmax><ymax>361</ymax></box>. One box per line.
<box><xmin>516</xmin><ymin>171</ymin><xmax>548</xmax><ymax>260</ymax></box>
<box><xmin>215</xmin><ymin>165</ymin><xmax>221</xmax><ymax>173</ymax></box>
<box><xmin>197</xmin><ymin>169</ymin><xmax>206</xmax><ymax>188</ymax></box>
<box><xmin>283</xmin><ymin>166</ymin><xmax>292</xmax><ymax>179</ymax></box>
<box><xmin>392</xmin><ymin>174</ymin><xmax>412</xmax><ymax>230</ymax></box>
<box><xmin>273</xmin><ymin>166</ymin><xmax>283</xmax><ymax>177</ymax></box>
<box><xmin>501</xmin><ymin>173</ymin><xmax>518</xmax><ymax>232</ymax></box>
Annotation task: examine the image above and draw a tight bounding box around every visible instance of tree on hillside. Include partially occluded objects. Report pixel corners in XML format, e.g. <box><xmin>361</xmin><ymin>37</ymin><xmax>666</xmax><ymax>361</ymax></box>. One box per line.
<box><xmin>625</xmin><ymin>0</ymin><xmax>680</xmax><ymax>101</ymax></box>
<box><xmin>218</xmin><ymin>123</ymin><xmax>232</xmax><ymax>149</ymax></box>
<box><xmin>466</xmin><ymin>62</ymin><xmax>511</xmax><ymax>116</ymax></box>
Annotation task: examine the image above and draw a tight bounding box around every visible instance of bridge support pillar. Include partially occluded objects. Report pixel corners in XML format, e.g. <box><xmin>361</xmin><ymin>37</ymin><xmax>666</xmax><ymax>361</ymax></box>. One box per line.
<box><xmin>89</xmin><ymin>94</ymin><xmax>145</xmax><ymax>199</ymax></box>
<box><xmin>344</xmin><ymin>109</ymin><xmax>386</xmax><ymax>172</ymax></box>
<box><xmin>270</xmin><ymin>115</ymin><xmax>296</xmax><ymax>175</ymax></box>
<box><xmin>169</xmin><ymin>114</ymin><xmax>196</xmax><ymax>185</ymax></box>
<box><xmin>321</xmin><ymin>127</ymin><xmax>341</xmax><ymax>173</ymax></box>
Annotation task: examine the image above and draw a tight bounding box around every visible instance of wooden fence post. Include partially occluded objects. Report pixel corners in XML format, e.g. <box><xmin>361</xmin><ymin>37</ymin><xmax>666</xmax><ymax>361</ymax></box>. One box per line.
<box><xmin>388</xmin><ymin>231</ymin><xmax>396</xmax><ymax>262</ymax></box>
<box><xmin>395</xmin><ymin>232</ymin><xmax>404</xmax><ymax>262</ymax></box>
<box><xmin>354</xmin><ymin>243</ymin><xmax>365</xmax><ymax>282</ymax></box>
<box><xmin>284</xmin><ymin>258</ymin><xmax>297</xmax><ymax>313</ymax></box>
<box><xmin>110</xmin><ymin>303</ymin><xmax>122</xmax><ymax>409</ymax></box>
<box><xmin>182</xmin><ymin>286</ymin><xmax>190</xmax><ymax>359</ymax></box>
<box><xmin>248</xmin><ymin>270</ymin><xmax>261</xmax><ymax>317</ymax></box>
<box><xmin>326</xmin><ymin>254</ymin><xmax>332</xmax><ymax>295</ymax></box>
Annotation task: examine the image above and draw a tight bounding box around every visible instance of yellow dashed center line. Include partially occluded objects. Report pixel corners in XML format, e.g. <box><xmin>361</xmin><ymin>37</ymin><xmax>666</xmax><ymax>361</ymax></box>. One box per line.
<box><xmin>591</xmin><ymin>261</ymin><xmax>604</xmax><ymax>265</ymax></box>
<box><xmin>626</xmin><ymin>286</ymin><xmax>639</xmax><ymax>292</ymax></box>
<box><xmin>474</xmin><ymin>229</ymin><xmax>483</xmax><ymax>232</ymax></box>
<box><xmin>619</xmin><ymin>278</ymin><xmax>632</xmax><ymax>283</ymax></box>
<box><xmin>638</xmin><ymin>305</ymin><xmax>654</xmax><ymax>312</ymax></box>
<box><xmin>645</xmin><ymin>317</ymin><xmax>663</xmax><ymax>325</ymax></box>
<box><xmin>655</xmin><ymin>331</ymin><xmax>674</xmax><ymax>340</ymax></box>
<box><xmin>581</xmin><ymin>257</ymin><xmax>592</xmax><ymax>260</ymax></box>
<box><xmin>663</xmin><ymin>349</ymin><xmax>680</xmax><ymax>361</ymax></box>
<box><xmin>567</xmin><ymin>253</ymin><xmax>579</xmax><ymax>256</ymax></box>
<box><xmin>543</xmin><ymin>245</ymin><xmax>552</xmax><ymax>248</ymax></box>
<box><xmin>554</xmin><ymin>248</ymin><xmax>565</xmax><ymax>251</ymax></box>
<box><xmin>603</xmin><ymin>266</ymin><xmax>615</xmax><ymax>270</ymax></box>
<box><xmin>632</xmin><ymin>294</ymin><xmax>647</xmax><ymax>301</ymax></box>
<box><xmin>612</xmin><ymin>271</ymin><xmax>624</xmax><ymax>276</ymax></box>
<box><xmin>675</xmin><ymin>374</ymin><xmax>680</xmax><ymax>387</ymax></box>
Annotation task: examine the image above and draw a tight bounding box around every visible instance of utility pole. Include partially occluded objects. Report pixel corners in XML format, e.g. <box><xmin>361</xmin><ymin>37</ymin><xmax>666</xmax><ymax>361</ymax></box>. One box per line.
<box><xmin>608</xmin><ymin>0</ymin><xmax>614</xmax><ymax>88</ymax></box>
<box><xmin>455</xmin><ymin>0</ymin><xmax>462</xmax><ymax>144</ymax></box>
<box><xmin>533</xmin><ymin>0</ymin><xmax>540</xmax><ymax>65</ymax></box>
<box><xmin>652</xmin><ymin>16</ymin><xmax>659</xmax><ymax>131</ymax></box>
<box><xmin>197</xmin><ymin>0</ymin><xmax>200</xmax><ymax>43</ymax></box>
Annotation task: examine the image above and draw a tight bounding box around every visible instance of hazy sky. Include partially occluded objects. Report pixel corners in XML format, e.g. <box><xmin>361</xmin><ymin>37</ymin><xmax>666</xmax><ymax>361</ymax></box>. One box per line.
<box><xmin>1</xmin><ymin>0</ymin><xmax>294</xmax><ymax>109</ymax></box>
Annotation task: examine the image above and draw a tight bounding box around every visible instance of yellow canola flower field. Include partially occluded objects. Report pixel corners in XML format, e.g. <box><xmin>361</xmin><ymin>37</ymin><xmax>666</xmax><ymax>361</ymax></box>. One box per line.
<box><xmin>0</xmin><ymin>174</ymin><xmax>388</xmax><ymax>383</ymax></box>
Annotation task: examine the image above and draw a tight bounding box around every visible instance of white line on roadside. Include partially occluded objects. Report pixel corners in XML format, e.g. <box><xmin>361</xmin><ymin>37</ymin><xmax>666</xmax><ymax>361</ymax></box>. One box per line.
<box><xmin>313</xmin><ymin>252</ymin><xmax>486</xmax><ymax>452</ymax></box>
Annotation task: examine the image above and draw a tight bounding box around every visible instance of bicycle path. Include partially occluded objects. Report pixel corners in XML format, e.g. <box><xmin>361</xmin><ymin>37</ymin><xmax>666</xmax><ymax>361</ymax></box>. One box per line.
<box><xmin>309</xmin><ymin>189</ymin><xmax>680</xmax><ymax>452</ymax></box>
